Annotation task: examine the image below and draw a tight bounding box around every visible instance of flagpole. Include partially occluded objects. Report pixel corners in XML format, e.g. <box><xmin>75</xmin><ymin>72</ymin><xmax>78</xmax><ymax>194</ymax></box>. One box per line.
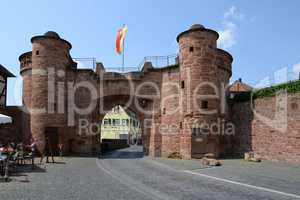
<box><xmin>122</xmin><ymin>36</ymin><xmax>125</xmax><ymax>72</ymax></box>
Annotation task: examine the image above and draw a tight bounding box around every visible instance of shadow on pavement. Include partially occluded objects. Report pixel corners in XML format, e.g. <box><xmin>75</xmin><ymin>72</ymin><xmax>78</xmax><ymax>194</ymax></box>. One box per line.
<box><xmin>0</xmin><ymin>164</ymin><xmax>46</xmax><ymax>183</ymax></box>
<box><xmin>16</xmin><ymin>164</ymin><xmax>46</xmax><ymax>173</ymax></box>
<box><xmin>101</xmin><ymin>146</ymin><xmax>144</xmax><ymax>160</ymax></box>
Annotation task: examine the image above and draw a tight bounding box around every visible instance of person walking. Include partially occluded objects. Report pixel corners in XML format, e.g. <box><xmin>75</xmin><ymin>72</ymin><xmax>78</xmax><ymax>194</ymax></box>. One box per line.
<box><xmin>29</xmin><ymin>138</ymin><xmax>36</xmax><ymax>158</ymax></box>
<box><xmin>58</xmin><ymin>143</ymin><xmax>63</xmax><ymax>158</ymax></box>
<box><xmin>40</xmin><ymin>136</ymin><xmax>54</xmax><ymax>164</ymax></box>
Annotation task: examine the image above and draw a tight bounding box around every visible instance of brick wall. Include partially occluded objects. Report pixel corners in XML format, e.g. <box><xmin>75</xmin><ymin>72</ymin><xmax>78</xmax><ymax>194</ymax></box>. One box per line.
<box><xmin>0</xmin><ymin>106</ymin><xmax>24</xmax><ymax>144</ymax></box>
<box><xmin>160</xmin><ymin>67</ymin><xmax>181</xmax><ymax>157</ymax></box>
<box><xmin>232</xmin><ymin>93</ymin><xmax>300</xmax><ymax>163</ymax></box>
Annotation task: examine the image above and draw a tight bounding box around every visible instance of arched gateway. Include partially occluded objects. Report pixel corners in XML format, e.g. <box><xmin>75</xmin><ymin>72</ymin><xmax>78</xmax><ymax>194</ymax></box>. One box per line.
<box><xmin>19</xmin><ymin>24</ymin><xmax>233</xmax><ymax>159</ymax></box>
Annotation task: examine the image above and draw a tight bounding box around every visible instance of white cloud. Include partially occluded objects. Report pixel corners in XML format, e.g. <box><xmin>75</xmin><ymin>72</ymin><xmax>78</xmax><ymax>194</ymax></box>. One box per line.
<box><xmin>224</xmin><ymin>6</ymin><xmax>244</xmax><ymax>20</ymax></box>
<box><xmin>218</xmin><ymin>21</ymin><xmax>236</xmax><ymax>48</ymax></box>
<box><xmin>274</xmin><ymin>67</ymin><xmax>288</xmax><ymax>84</ymax></box>
<box><xmin>218</xmin><ymin>6</ymin><xmax>244</xmax><ymax>49</ymax></box>
<box><xmin>293</xmin><ymin>63</ymin><xmax>300</xmax><ymax>75</ymax></box>
<box><xmin>224</xmin><ymin>6</ymin><xmax>236</xmax><ymax>18</ymax></box>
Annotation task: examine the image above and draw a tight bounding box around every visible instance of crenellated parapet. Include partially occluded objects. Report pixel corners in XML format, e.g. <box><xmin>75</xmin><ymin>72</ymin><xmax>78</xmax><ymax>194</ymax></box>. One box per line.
<box><xmin>19</xmin><ymin>51</ymin><xmax>32</xmax><ymax>74</ymax></box>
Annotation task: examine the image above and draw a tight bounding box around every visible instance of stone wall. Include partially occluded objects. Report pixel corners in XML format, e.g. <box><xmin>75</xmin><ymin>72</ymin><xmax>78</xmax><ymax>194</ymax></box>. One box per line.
<box><xmin>160</xmin><ymin>66</ymin><xmax>181</xmax><ymax>157</ymax></box>
<box><xmin>0</xmin><ymin>106</ymin><xmax>24</xmax><ymax>144</ymax></box>
<box><xmin>230</xmin><ymin>101</ymin><xmax>253</xmax><ymax>155</ymax></box>
<box><xmin>231</xmin><ymin>93</ymin><xmax>300</xmax><ymax>163</ymax></box>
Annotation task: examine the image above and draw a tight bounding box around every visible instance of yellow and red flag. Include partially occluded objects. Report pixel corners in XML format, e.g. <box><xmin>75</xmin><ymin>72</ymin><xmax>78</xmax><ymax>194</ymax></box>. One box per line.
<box><xmin>116</xmin><ymin>25</ymin><xmax>128</xmax><ymax>54</ymax></box>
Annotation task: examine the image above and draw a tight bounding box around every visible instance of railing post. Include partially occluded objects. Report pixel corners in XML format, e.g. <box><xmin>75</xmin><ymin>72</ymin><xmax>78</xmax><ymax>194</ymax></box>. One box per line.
<box><xmin>167</xmin><ymin>56</ymin><xmax>169</xmax><ymax>66</ymax></box>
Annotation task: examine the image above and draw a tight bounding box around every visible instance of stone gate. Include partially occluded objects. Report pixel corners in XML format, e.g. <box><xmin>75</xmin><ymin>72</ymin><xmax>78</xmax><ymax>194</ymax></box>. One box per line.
<box><xmin>19</xmin><ymin>24</ymin><xmax>233</xmax><ymax>159</ymax></box>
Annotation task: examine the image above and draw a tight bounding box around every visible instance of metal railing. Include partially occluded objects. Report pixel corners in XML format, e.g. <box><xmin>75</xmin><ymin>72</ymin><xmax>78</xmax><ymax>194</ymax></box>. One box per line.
<box><xmin>73</xmin><ymin>54</ymin><xmax>178</xmax><ymax>73</ymax></box>
<box><xmin>138</xmin><ymin>54</ymin><xmax>178</xmax><ymax>70</ymax></box>
<box><xmin>73</xmin><ymin>58</ymin><xmax>96</xmax><ymax>70</ymax></box>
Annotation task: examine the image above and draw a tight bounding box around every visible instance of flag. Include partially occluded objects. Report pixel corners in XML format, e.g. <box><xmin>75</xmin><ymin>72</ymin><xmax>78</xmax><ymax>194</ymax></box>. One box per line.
<box><xmin>116</xmin><ymin>25</ymin><xmax>128</xmax><ymax>55</ymax></box>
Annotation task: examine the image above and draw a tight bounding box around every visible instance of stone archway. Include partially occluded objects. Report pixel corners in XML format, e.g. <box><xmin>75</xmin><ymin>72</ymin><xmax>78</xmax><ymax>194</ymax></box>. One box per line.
<box><xmin>98</xmin><ymin>95</ymin><xmax>155</xmax><ymax>156</ymax></box>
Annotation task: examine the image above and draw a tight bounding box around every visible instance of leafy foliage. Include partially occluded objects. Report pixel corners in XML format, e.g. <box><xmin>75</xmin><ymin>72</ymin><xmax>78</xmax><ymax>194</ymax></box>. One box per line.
<box><xmin>230</xmin><ymin>80</ymin><xmax>300</xmax><ymax>102</ymax></box>
<box><xmin>252</xmin><ymin>80</ymin><xmax>300</xmax><ymax>99</ymax></box>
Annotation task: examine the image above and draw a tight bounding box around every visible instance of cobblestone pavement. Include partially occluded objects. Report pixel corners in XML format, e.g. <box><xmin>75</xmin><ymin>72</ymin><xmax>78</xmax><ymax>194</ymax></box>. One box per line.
<box><xmin>1</xmin><ymin>146</ymin><xmax>299</xmax><ymax>200</ymax></box>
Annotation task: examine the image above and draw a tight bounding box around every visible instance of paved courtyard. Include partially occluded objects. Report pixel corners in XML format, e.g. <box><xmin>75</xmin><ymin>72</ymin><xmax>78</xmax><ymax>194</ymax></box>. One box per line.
<box><xmin>1</xmin><ymin>146</ymin><xmax>300</xmax><ymax>200</ymax></box>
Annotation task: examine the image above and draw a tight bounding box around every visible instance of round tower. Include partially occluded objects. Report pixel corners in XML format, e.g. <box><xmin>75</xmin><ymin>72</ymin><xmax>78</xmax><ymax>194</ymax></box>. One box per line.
<box><xmin>30</xmin><ymin>31</ymin><xmax>72</xmax><ymax>153</ymax></box>
<box><xmin>20</xmin><ymin>51</ymin><xmax>33</xmax><ymax>109</ymax></box>
<box><xmin>19</xmin><ymin>51</ymin><xmax>33</xmax><ymax>143</ymax></box>
<box><xmin>177</xmin><ymin>24</ymin><xmax>232</xmax><ymax>159</ymax></box>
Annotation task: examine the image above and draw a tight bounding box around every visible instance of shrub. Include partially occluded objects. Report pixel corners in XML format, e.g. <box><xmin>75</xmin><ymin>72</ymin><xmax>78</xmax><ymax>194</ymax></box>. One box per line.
<box><xmin>231</xmin><ymin>80</ymin><xmax>300</xmax><ymax>102</ymax></box>
<box><xmin>252</xmin><ymin>80</ymin><xmax>300</xmax><ymax>99</ymax></box>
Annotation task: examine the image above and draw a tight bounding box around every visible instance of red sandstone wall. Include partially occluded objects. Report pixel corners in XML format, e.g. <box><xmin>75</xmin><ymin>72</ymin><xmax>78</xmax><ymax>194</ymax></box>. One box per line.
<box><xmin>232</xmin><ymin>93</ymin><xmax>300</xmax><ymax>163</ymax></box>
<box><xmin>160</xmin><ymin>67</ymin><xmax>181</xmax><ymax>157</ymax></box>
<box><xmin>178</xmin><ymin>26</ymin><xmax>232</xmax><ymax>159</ymax></box>
<box><xmin>0</xmin><ymin>106</ymin><xmax>24</xmax><ymax>144</ymax></box>
<box><xmin>19</xmin><ymin>52</ymin><xmax>32</xmax><ymax>143</ymax></box>
<box><xmin>139</xmin><ymin>71</ymin><xmax>162</xmax><ymax>157</ymax></box>
<box><xmin>30</xmin><ymin>35</ymin><xmax>71</xmax><ymax>153</ymax></box>
<box><xmin>230</xmin><ymin>101</ymin><xmax>253</xmax><ymax>155</ymax></box>
<box><xmin>70</xmin><ymin>70</ymin><xmax>99</xmax><ymax>154</ymax></box>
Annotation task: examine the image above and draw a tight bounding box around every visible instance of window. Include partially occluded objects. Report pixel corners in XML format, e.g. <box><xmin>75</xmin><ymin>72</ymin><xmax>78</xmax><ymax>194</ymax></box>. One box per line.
<box><xmin>201</xmin><ymin>101</ymin><xmax>208</xmax><ymax>109</ymax></box>
<box><xmin>181</xmin><ymin>81</ymin><xmax>185</xmax><ymax>89</ymax></box>
<box><xmin>54</xmin><ymin>103</ymin><xmax>57</xmax><ymax>112</ymax></box>
<box><xmin>122</xmin><ymin>119</ymin><xmax>127</xmax><ymax>126</ymax></box>
<box><xmin>36</xmin><ymin>50</ymin><xmax>39</xmax><ymax>55</ymax></box>
<box><xmin>103</xmin><ymin>119</ymin><xmax>109</xmax><ymax>125</ymax></box>
<box><xmin>163</xmin><ymin>108</ymin><xmax>166</xmax><ymax>114</ymax></box>
<box><xmin>292</xmin><ymin>102</ymin><xmax>298</xmax><ymax>110</ymax></box>
<box><xmin>189</xmin><ymin>46</ymin><xmax>194</xmax><ymax>52</ymax></box>
<box><xmin>114</xmin><ymin>119</ymin><xmax>120</xmax><ymax>126</ymax></box>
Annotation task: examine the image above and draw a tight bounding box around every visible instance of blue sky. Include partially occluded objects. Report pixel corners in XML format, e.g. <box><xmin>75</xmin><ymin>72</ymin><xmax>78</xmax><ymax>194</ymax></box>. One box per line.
<box><xmin>1</xmin><ymin>0</ymin><xmax>300</xmax><ymax>105</ymax></box>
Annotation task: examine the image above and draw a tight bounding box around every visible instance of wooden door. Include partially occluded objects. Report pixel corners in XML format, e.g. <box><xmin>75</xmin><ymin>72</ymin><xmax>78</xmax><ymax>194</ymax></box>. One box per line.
<box><xmin>45</xmin><ymin>127</ymin><xmax>59</xmax><ymax>155</ymax></box>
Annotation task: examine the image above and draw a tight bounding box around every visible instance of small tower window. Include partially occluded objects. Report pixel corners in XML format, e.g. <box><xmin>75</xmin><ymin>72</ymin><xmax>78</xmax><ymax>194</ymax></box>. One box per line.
<box><xmin>189</xmin><ymin>46</ymin><xmax>194</xmax><ymax>52</ymax></box>
<box><xmin>201</xmin><ymin>100</ymin><xmax>208</xmax><ymax>109</ymax></box>
<box><xmin>163</xmin><ymin>108</ymin><xmax>166</xmax><ymax>114</ymax></box>
<box><xmin>36</xmin><ymin>50</ymin><xmax>39</xmax><ymax>55</ymax></box>
<box><xmin>53</xmin><ymin>102</ymin><xmax>57</xmax><ymax>112</ymax></box>
<box><xmin>179</xmin><ymin>122</ymin><xmax>183</xmax><ymax>129</ymax></box>
<box><xmin>292</xmin><ymin>102</ymin><xmax>298</xmax><ymax>110</ymax></box>
<box><xmin>181</xmin><ymin>81</ymin><xmax>185</xmax><ymax>89</ymax></box>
